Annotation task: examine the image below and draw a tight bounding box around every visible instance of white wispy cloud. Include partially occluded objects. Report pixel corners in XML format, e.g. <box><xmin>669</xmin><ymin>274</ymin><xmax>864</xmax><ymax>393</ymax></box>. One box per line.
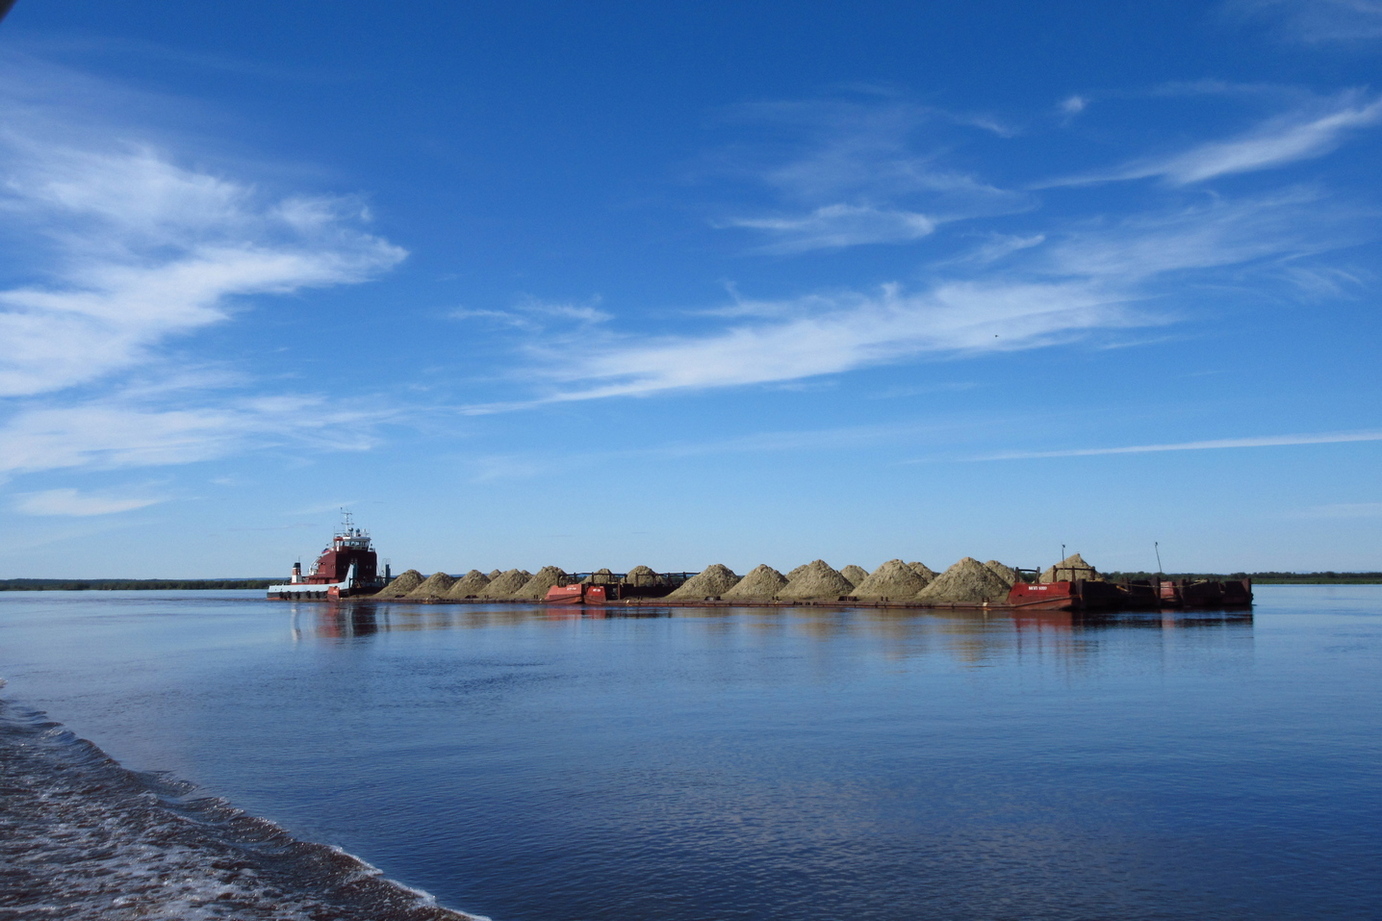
<box><xmin>462</xmin><ymin>280</ymin><xmax>1149</xmax><ymax>409</ymax></box>
<box><xmin>722</xmin><ymin>204</ymin><xmax>936</xmax><ymax>252</ymax></box>
<box><xmin>0</xmin><ymin>394</ymin><xmax>386</xmax><ymax>476</ymax></box>
<box><xmin>948</xmin><ymin>233</ymin><xmax>1047</xmax><ymax>266</ymax></box>
<box><xmin>0</xmin><ymin>57</ymin><xmax>407</xmax><ymax>486</ymax></box>
<box><xmin>712</xmin><ymin>95</ymin><xmax>1029</xmax><ymax>252</ymax></box>
<box><xmin>1043</xmin><ymin>189</ymin><xmax>1338</xmax><ymax>279</ymax></box>
<box><xmin>972</xmin><ymin>429</ymin><xmax>1382</xmax><ymax>461</ymax></box>
<box><xmin>1227</xmin><ymin>0</ymin><xmax>1382</xmax><ymax>42</ymax></box>
<box><xmin>451</xmin><ymin>295</ymin><xmax>610</xmax><ymax>330</ymax></box>
<box><xmin>1278</xmin><ymin>264</ymin><xmax>1372</xmax><ymax>299</ymax></box>
<box><xmin>462</xmin><ymin>184</ymin><xmax>1351</xmax><ymax>411</ymax></box>
<box><xmin>1048</xmin><ymin>90</ymin><xmax>1382</xmax><ymax>186</ymax></box>
<box><xmin>15</xmin><ymin>488</ymin><xmax>165</xmax><ymax>517</ymax></box>
<box><xmin>0</xmin><ymin>134</ymin><xmax>406</xmax><ymax>396</ymax></box>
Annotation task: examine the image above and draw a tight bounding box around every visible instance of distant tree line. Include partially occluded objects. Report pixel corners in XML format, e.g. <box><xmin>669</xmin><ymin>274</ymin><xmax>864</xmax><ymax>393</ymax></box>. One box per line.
<box><xmin>1105</xmin><ymin>572</ymin><xmax>1382</xmax><ymax>584</ymax></box>
<box><xmin>0</xmin><ymin>579</ymin><xmax>275</xmax><ymax>591</ymax></box>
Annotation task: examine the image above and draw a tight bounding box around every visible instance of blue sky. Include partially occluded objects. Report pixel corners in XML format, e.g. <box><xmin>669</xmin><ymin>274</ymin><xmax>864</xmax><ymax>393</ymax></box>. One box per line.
<box><xmin>1</xmin><ymin>0</ymin><xmax>1379</xmax><ymax>577</ymax></box>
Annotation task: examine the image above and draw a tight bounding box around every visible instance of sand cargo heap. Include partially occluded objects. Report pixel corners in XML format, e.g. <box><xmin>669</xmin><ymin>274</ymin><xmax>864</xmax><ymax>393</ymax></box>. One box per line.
<box><xmin>363</xmin><ymin>553</ymin><xmax>1251</xmax><ymax>612</ymax></box>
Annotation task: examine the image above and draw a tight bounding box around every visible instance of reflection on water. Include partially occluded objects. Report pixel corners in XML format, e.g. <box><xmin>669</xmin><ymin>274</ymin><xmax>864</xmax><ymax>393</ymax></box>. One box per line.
<box><xmin>295</xmin><ymin>602</ymin><xmax>675</xmax><ymax>641</ymax></box>
<box><xmin>297</xmin><ymin>600</ymin><xmax>1254</xmax><ymax>670</ymax></box>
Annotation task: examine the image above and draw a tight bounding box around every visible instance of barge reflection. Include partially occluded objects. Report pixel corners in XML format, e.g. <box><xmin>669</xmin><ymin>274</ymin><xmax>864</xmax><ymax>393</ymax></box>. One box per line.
<box><xmin>292</xmin><ymin>600</ymin><xmax>1253</xmax><ymax>669</ymax></box>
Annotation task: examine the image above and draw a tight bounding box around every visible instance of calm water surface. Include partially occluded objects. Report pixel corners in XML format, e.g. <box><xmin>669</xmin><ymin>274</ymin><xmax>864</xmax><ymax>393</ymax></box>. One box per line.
<box><xmin>2</xmin><ymin>586</ymin><xmax>1380</xmax><ymax>921</ymax></box>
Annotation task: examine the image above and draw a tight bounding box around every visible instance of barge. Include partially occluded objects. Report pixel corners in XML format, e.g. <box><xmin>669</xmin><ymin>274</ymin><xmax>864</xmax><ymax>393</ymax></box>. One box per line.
<box><xmin>542</xmin><ymin>567</ymin><xmax>1252</xmax><ymax>612</ymax></box>
<box><xmin>267</xmin><ymin>513</ymin><xmax>388</xmax><ymax>600</ymax></box>
<box><xmin>1007</xmin><ymin>576</ymin><xmax>1252</xmax><ymax>612</ymax></box>
<box><xmin>543</xmin><ymin>571</ymin><xmax>692</xmax><ymax>604</ymax></box>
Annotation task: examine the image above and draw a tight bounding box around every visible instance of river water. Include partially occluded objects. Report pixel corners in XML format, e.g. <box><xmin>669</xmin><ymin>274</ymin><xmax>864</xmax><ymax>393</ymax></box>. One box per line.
<box><xmin>1</xmin><ymin>586</ymin><xmax>1380</xmax><ymax>920</ymax></box>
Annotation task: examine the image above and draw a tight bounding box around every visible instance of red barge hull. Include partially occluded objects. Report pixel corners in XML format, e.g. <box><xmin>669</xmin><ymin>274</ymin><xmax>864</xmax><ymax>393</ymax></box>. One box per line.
<box><xmin>544</xmin><ymin>584</ymin><xmax>617</xmax><ymax>604</ymax></box>
<box><xmin>1006</xmin><ymin>578</ymin><xmax>1252</xmax><ymax>612</ymax></box>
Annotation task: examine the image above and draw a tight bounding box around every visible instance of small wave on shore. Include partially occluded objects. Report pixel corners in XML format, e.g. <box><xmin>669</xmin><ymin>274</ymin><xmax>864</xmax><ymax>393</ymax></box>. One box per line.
<box><xmin>0</xmin><ymin>698</ymin><xmax>485</xmax><ymax>921</ymax></box>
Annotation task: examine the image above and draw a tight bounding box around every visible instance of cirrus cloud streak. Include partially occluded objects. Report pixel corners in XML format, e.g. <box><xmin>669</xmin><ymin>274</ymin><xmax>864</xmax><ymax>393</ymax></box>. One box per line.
<box><xmin>14</xmin><ymin>488</ymin><xmax>165</xmax><ymax>517</ymax></box>
<box><xmin>1044</xmin><ymin>90</ymin><xmax>1382</xmax><ymax>187</ymax></box>
<box><xmin>971</xmin><ymin>429</ymin><xmax>1382</xmax><ymax>461</ymax></box>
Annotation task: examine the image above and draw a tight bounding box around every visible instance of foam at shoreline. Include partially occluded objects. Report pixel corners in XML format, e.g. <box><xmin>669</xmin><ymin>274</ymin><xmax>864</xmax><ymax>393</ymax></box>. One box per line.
<box><xmin>0</xmin><ymin>698</ymin><xmax>486</xmax><ymax>921</ymax></box>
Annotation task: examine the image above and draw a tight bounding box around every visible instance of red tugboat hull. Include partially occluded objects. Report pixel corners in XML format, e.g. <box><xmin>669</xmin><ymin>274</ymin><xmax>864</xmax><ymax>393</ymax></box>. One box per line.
<box><xmin>267</xmin><ymin>512</ymin><xmax>387</xmax><ymax>600</ymax></box>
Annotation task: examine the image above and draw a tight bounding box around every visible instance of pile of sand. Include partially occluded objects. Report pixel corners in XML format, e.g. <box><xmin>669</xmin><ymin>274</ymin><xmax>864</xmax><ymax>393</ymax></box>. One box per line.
<box><xmin>667</xmin><ymin>564</ymin><xmax>740</xmax><ymax>599</ymax></box>
<box><xmin>623</xmin><ymin>565</ymin><xmax>664</xmax><ymax>587</ymax></box>
<box><xmin>785</xmin><ymin>563</ymin><xmax>810</xmax><ymax>581</ymax></box>
<box><xmin>851</xmin><ymin>559</ymin><xmax>929</xmax><ymax>600</ymax></box>
<box><xmin>480</xmin><ymin>569</ymin><xmax>531</xmax><ymax>599</ymax></box>
<box><xmin>916</xmin><ymin>557</ymin><xmax>1012</xmax><ymax>604</ymax></box>
<box><xmin>722</xmin><ymin>564</ymin><xmax>788</xmax><ymax>601</ymax></box>
<box><xmin>1039</xmin><ymin>553</ymin><xmax>1101</xmax><ymax>583</ymax></box>
<box><xmin>406</xmin><ymin>572</ymin><xmax>456</xmax><ymax>599</ymax></box>
<box><xmin>487</xmin><ymin>569</ymin><xmax>502</xmax><ymax>580</ymax></box>
<box><xmin>985</xmin><ymin>560</ymin><xmax>1019</xmax><ymax>587</ymax></box>
<box><xmin>907</xmin><ymin>562</ymin><xmax>938</xmax><ymax>585</ymax></box>
<box><xmin>779</xmin><ymin>560</ymin><xmax>855</xmax><ymax>600</ymax></box>
<box><xmin>446</xmin><ymin>569</ymin><xmax>492</xmax><ymax>598</ymax></box>
<box><xmin>512</xmin><ymin>566</ymin><xmax>568</xmax><ymax>600</ymax></box>
<box><xmin>840</xmin><ymin>565</ymin><xmax>869</xmax><ymax>587</ymax></box>
<box><xmin>375</xmin><ymin>569</ymin><xmax>424</xmax><ymax>598</ymax></box>
<box><xmin>581</xmin><ymin>568</ymin><xmax>617</xmax><ymax>585</ymax></box>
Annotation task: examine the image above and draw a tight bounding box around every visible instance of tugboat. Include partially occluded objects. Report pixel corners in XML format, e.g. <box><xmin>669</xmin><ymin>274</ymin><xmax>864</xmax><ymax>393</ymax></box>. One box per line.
<box><xmin>267</xmin><ymin>512</ymin><xmax>389</xmax><ymax>600</ymax></box>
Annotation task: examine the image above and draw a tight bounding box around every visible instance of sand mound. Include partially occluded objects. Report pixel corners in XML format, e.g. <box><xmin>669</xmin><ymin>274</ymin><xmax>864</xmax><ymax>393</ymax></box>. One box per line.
<box><xmin>581</xmin><ymin>568</ymin><xmax>617</xmax><ymax>585</ymax></box>
<box><xmin>667</xmin><ymin>564</ymin><xmax>740</xmax><ymax>599</ymax></box>
<box><xmin>446</xmin><ymin>569</ymin><xmax>492</xmax><ymax>598</ymax></box>
<box><xmin>779</xmin><ymin>560</ymin><xmax>854</xmax><ymax>601</ymax></box>
<box><xmin>623</xmin><ymin>565</ymin><xmax>665</xmax><ymax>588</ymax></box>
<box><xmin>851</xmin><ymin>559</ymin><xmax>929</xmax><ymax>600</ymax></box>
<box><xmin>487</xmin><ymin>569</ymin><xmax>502</xmax><ymax>580</ymax></box>
<box><xmin>1040</xmin><ymin>553</ymin><xmax>1102</xmax><ymax>583</ymax></box>
<box><xmin>512</xmin><ymin>566</ymin><xmax>568</xmax><ymax>600</ymax></box>
<box><xmin>480</xmin><ymin>569</ymin><xmax>531</xmax><ymax>599</ymax></box>
<box><xmin>406</xmin><ymin>571</ymin><xmax>456</xmax><ymax>599</ymax></box>
<box><xmin>375</xmin><ymin>569</ymin><xmax>424</xmax><ymax>598</ymax></box>
<box><xmin>916</xmin><ymin>557</ymin><xmax>1011</xmax><ymax>604</ymax></box>
<box><xmin>722</xmin><ymin>564</ymin><xmax>789</xmax><ymax>600</ymax></box>
<box><xmin>841</xmin><ymin>565</ymin><xmax>868</xmax><ymax>587</ymax></box>
<box><xmin>985</xmin><ymin>560</ymin><xmax>1019</xmax><ymax>587</ymax></box>
<box><xmin>906</xmin><ymin>562</ymin><xmax>937</xmax><ymax>585</ymax></box>
<box><xmin>785</xmin><ymin>563</ymin><xmax>810</xmax><ymax>581</ymax></box>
